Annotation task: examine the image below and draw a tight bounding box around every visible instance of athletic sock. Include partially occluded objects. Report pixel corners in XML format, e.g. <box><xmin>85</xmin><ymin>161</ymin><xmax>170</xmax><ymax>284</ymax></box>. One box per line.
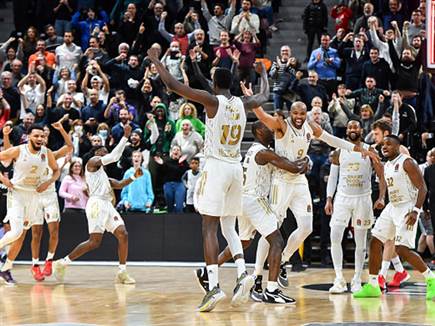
<box><xmin>63</xmin><ymin>256</ymin><xmax>72</xmax><ymax>265</ymax></box>
<box><xmin>1</xmin><ymin>259</ymin><xmax>12</xmax><ymax>272</ymax></box>
<box><xmin>46</xmin><ymin>252</ymin><xmax>54</xmax><ymax>261</ymax></box>
<box><xmin>369</xmin><ymin>274</ymin><xmax>379</xmax><ymax>286</ymax></box>
<box><xmin>391</xmin><ymin>256</ymin><xmax>404</xmax><ymax>273</ymax></box>
<box><xmin>32</xmin><ymin>258</ymin><xmax>39</xmax><ymax>266</ymax></box>
<box><xmin>266</xmin><ymin>281</ymin><xmax>278</xmax><ymax>292</ymax></box>
<box><xmin>235</xmin><ymin>258</ymin><xmax>246</xmax><ymax>278</ymax></box>
<box><xmin>118</xmin><ymin>264</ymin><xmax>126</xmax><ymax>272</ymax></box>
<box><xmin>380</xmin><ymin>260</ymin><xmax>390</xmax><ymax>277</ymax></box>
<box><xmin>422</xmin><ymin>268</ymin><xmax>435</xmax><ymax>279</ymax></box>
<box><xmin>207</xmin><ymin>264</ymin><xmax>219</xmax><ymax>289</ymax></box>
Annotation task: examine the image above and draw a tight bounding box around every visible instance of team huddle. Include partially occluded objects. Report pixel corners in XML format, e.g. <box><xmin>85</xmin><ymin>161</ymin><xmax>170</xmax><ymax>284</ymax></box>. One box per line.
<box><xmin>0</xmin><ymin>46</ymin><xmax>433</xmax><ymax>313</ymax></box>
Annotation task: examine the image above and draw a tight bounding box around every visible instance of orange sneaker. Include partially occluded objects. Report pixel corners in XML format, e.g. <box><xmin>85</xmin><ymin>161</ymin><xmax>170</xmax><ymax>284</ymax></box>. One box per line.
<box><xmin>42</xmin><ymin>260</ymin><xmax>53</xmax><ymax>277</ymax></box>
<box><xmin>378</xmin><ymin>274</ymin><xmax>386</xmax><ymax>290</ymax></box>
<box><xmin>388</xmin><ymin>270</ymin><xmax>410</xmax><ymax>287</ymax></box>
<box><xmin>31</xmin><ymin>265</ymin><xmax>45</xmax><ymax>282</ymax></box>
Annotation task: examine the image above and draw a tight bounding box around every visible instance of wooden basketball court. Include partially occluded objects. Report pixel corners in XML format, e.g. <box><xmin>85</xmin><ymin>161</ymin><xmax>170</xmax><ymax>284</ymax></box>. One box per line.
<box><xmin>1</xmin><ymin>265</ymin><xmax>434</xmax><ymax>325</ymax></box>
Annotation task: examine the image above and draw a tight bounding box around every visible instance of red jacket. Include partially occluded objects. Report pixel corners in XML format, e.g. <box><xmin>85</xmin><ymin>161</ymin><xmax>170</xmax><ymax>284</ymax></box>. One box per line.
<box><xmin>331</xmin><ymin>6</ymin><xmax>352</xmax><ymax>32</ymax></box>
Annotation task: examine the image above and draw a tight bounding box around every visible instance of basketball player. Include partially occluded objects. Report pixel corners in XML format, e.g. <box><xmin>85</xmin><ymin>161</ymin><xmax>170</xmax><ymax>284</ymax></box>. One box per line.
<box><xmin>53</xmin><ymin>124</ymin><xmax>141</xmax><ymax>284</ymax></box>
<box><xmin>325</xmin><ymin>120</ymin><xmax>386</xmax><ymax>294</ymax></box>
<box><xmin>353</xmin><ymin>135</ymin><xmax>435</xmax><ymax>300</ymax></box>
<box><xmin>195</xmin><ymin>120</ymin><xmax>308</xmax><ymax>304</ymax></box>
<box><xmin>371</xmin><ymin>119</ymin><xmax>410</xmax><ymax>289</ymax></box>
<box><xmin>248</xmin><ymin>95</ymin><xmax>377</xmax><ymax>288</ymax></box>
<box><xmin>147</xmin><ymin>47</ymin><xmax>270</xmax><ymax>312</ymax></box>
<box><xmin>0</xmin><ymin>125</ymin><xmax>59</xmax><ymax>284</ymax></box>
<box><xmin>0</xmin><ymin>116</ymin><xmax>73</xmax><ymax>283</ymax></box>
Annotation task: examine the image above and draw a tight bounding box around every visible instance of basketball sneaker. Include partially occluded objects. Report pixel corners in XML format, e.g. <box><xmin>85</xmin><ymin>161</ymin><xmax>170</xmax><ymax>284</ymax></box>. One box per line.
<box><xmin>329</xmin><ymin>278</ymin><xmax>347</xmax><ymax>294</ymax></box>
<box><xmin>378</xmin><ymin>275</ymin><xmax>386</xmax><ymax>290</ymax></box>
<box><xmin>53</xmin><ymin>260</ymin><xmax>67</xmax><ymax>282</ymax></box>
<box><xmin>278</xmin><ymin>263</ymin><xmax>288</xmax><ymax>288</ymax></box>
<box><xmin>350</xmin><ymin>277</ymin><xmax>362</xmax><ymax>293</ymax></box>
<box><xmin>426</xmin><ymin>277</ymin><xmax>435</xmax><ymax>300</ymax></box>
<box><xmin>263</xmin><ymin>288</ymin><xmax>296</xmax><ymax>304</ymax></box>
<box><xmin>231</xmin><ymin>272</ymin><xmax>255</xmax><ymax>306</ymax></box>
<box><xmin>116</xmin><ymin>271</ymin><xmax>136</xmax><ymax>284</ymax></box>
<box><xmin>42</xmin><ymin>260</ymin><xmax>53</xmax><ymax>277</ymax></box>
<box><xmin>353</xmin><ymin>283</ymin><xmax>382</xmax><ymax>298</ymax></box>
<box><xmin>197</xmin><ymin>286</ymin><xmax>226</xmax><ymax>312</ymax></box>
<box><xmin>194</xmin><ymin>267</ymin><xmax>209</xmax><ymax>293</ymax></box>
<box><xmin>388</xmin><ymin>270</ymin><xmax>410</xmax><ymax>287</ymax></box>
<box><xmin>0</xmin><ymin>270</ymin><xmax>16</xmax><ymax>285</ymax></box>
<box><xmin>31</xmin><ymin>265</ymin><xmax>45</xmax><ymax>282</ymax></box>
<box><xmin>250</xmin><ymin>275</ymin><xmax>263</xmax><ymax>302</ymax></box>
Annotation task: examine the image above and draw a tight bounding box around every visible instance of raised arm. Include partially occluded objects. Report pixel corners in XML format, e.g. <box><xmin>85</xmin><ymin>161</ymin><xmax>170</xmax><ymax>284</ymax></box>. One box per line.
<box><xmin>0</xmin><ymin>146</ymin><xmax>19</xmax><ymax>161</ymax></box>
<box><xmin>146</xmin><ymin>47</ymin><xmax>218</xmax><ymax>118</ymax></box>
<box><xmin>241</xmin><ymin>62</ymin><xmax>270</xmax><ymax>111</ymax></box>
<box><xmin>2</xmin><ymin>123</ymin><xmax>12</xmax><ymax>149</ymax></box>
<box><xmin>52</xmin><ymin>115</ymin><xmax>74</xmax><ymax>159</ymax></box>
<box><xmin>109</xmin><ymin>167</ymin><xmax>144</xmax><ymax>189</ymax></box>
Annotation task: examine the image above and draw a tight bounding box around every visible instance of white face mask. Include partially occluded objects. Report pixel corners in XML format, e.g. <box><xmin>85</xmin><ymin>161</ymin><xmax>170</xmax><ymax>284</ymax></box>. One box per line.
<box><xmin>74</xmin><ymin>125</ymin><xmax>83</xmax><ymax>134</ymax></box>
<box><xmin>98</xmin><ymin>130</ymin><xmax>109</xmax><ymax>139</ymax></box>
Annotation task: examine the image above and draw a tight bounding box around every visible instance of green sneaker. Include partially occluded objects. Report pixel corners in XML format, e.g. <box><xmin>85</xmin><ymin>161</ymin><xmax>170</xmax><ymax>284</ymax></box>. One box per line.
<box><xmin>426</xmin><ymin>277</ymin><xmax>435</xmax><ymax>300</ymax></box>
<box><xmin>353</xmin><ymin>283</ymin><xmax>381</xmax><ymax>298</ymax></box>
<box><xmin>197</xmin><ymin>286</ymin><xmax>226</xmax><ymax>312</ymax></box>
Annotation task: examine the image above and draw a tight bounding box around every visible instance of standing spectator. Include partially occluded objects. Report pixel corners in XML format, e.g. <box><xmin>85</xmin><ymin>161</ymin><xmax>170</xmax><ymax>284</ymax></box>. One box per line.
<box><xmin>291</xmin><ymin>70</ymin><xmax>329</xmax><ymax>110</ymax></box>
<box><xmin>81</xmin><ymin>89</ymin><xmax>106</xmax><ymax>123</ymax></box>
<box><xmin>22</xmin><ymin>27</ymin><xmax>38</xmax><ymax>65</ymax></box>
<box><xmin>8</xmin><ymin>59</ymin><xmax>24</xmax><ymax>87</ymax></box>
<box><xmin>233</xmin><ymin>29</ymin><xmax>260</xmax><ymax>85</ymax></box>
<box><xmin>17</xmin><ymin>66</ymin><xmax>46</xmax><ymax>118</ymax></box>
<box><xmin>331</xmin><ymin>2</ymin><xmax>352</xmax><ymax>32</ymax></box>
<box><xmin>71</xmin><ymin>7</ymin><xmax>109</xmax><ymax>50</ymax></box>
<box><xmin>10</xmin><ymin>112</ymin><xmax>34</xmax><ymax>145</ymax></box>
<box><xmin>361</xmin><ymin>47</ymin><xmax>392</xmax><ymax>91</ymax></box>
<box><xmin>53</xmin><ymin>0</ymin><xmax>76</xmax><ymax>36</ymax></box>
<box><xmin>117</xmin><ymin>3</ymin><xmax>141</xmax><ymax>46</ymax></box>
<box><xmin>44</xmin><ymin>25</ymin><xmax>64</xmax><ymax>49</ymax></box>
<box><xmin>59</xmin><ymin>159</ymin><xmax>88</xmax><ymax>211</ymax></box>
<box><xmin>382</xmin><ymin>0</ymin><xmax>404</xmax><ymax>31</ymax></box>
<box><xmin>55</xmin><ymin>32</ymin><xmax>83</xmax><ymax>72</ymax></box>
<box><xmin>175</xmin><ymin>103</ymin><xmax>205</xmax><ymax>137</ymax></box>
<box><xmin>212</xmin><ymin>31</ymin><xmax>237</xmax><ymax>70</ymax></box>
<box><xmin>353</xmin><ymin>3</ymin><xmax>380</xmax><ymax>33</ymax></box>
<box><xmin>120</xmin><ymin>151</ymin><xmax>154</xmax><ymax>213</ymax></box>
<box><xmin>182</xmin><ymin>156</ymin><xmax>201</xmax><ymax>213</ymax></box>
<box><xmin>104</xmin><ymin>90</ymin><xmax>137</xmax><ymax>125</ymax></box>
<box><xmin>231</xmin><ymin>0</ymin><xmax>260</xmax><ymax>35</ymax></box>
<box><xmin>111</xmin><ymin>108</ymin><xmax>140</xmax><ymax>143</ymax></box>
<box><xmin>0</xmin><ymin>37</ymin><xmax>24</xmax><ymax>73</ymax></box>
<box><xmin>201</xmin><ymin>0</ymin><xmax>236</xmax><ymax>46</ymax></box>
<box><xmin>0</xmin><ymin>91</ymin><xmax>10</xmax><ymax>129</ymax></box>
<box><xmin>171</xmin><ymin>119</ymin><xmax>203</xmax><ymax>161</ymax></box>
<box><xmin>141</xmin><ymin>1</ymin><xmax>171</xmax><ymax>52</ymax></box>
<box><xmin>145</xmin><ymin>103</ymin><xmax>175</xmax><ymax>157</ymax></box>
<box><xmin>339</xmin><ymin>34</ymin><xmax>369</xmax><ymax>90</ymax></box>
<box><xmin>159</xmin><ymin>11</ymin><xmax>197</xmax><ymax>56</ymax></box>
<box><xmin>186</xmin><ymin>29</ymin><xmax>212</xmax><ymax>85</ymax></box>
<box><xmin>1</xmin><ymin>71</ymin><xmax>20</xmax><ymax>120</ymax></box>
<box><xmin>28</xmin><ymin>40</ymin><xmax>56</xmax><ymax>69</ymax></box>
<box><xmin>408</xmin><ymin>9</ymin><xmax>425</xmax><ymax>41</ymax></box>
<box><xmin>302</xmin><ymin>0</ymin><xmax>328</xmax><ymax>62</ymax></box>
<box><xmin>70</xmin><ymin>119</ymin><xmax>91</xmax><ymax>157</ymax></box>
<box><xmin>270</xmin><ymin>45</ymin><xmax>298</xmax><ymax>111</ymax></box>
<box><xmin>423</xmin><ymin>149</ymin><xmax>435</xmax><ymax>263</ymax></box>
<box><xmin>345</xmin><ymin>76</ymin><xmax>389</xmax><ymax>111</ymax></box>
<box><xmin>307</xmin><ymin>33</ymin><xmax>340</xmax><ymax>96</ymax></box>
<box><xmin>155</xmin><ymin>145</ymin><xmax>189</xmax><ymax>213</ymax></box>
<box><xmin>60</xmin><ymin>80</ymin><xmax>84</xmax><ymax>109</ymax></box>
<box><xmin>81</xmin><ymin>61</ymin><xmax>110</xmax><ymax>105</ymax></box>
<box><xmin>161</xmin><ymin>41</ymin><xmax>188</xmax><ymax>84</ymax></box>
<box><xmin>52</xmin><ymin>66</ymin><xmax>76</xmax><ymax>101</ymax></box>
<box><xmin>328</xmin><ymin>84</ymin><xmax>355</xmax><ymax>138</ymax></box>
<box><xmin>386</xmin><ymin>91</ymin><xmax>417</xmax><ymax>147</ymax></box>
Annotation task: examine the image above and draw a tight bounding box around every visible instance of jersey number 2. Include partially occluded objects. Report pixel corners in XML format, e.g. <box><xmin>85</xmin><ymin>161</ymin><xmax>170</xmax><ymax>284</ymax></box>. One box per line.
<box><xmin>220</xmin><ymin>125</ymin><xmax>242</xmax><ymax>145</ymax></box>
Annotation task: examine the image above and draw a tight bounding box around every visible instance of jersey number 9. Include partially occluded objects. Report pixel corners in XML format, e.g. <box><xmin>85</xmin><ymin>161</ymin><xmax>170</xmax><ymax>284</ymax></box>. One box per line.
<box><xmin>220</xmin><ymin>124</ymin><xmax>242</xmax><ymax>145</ymax></box>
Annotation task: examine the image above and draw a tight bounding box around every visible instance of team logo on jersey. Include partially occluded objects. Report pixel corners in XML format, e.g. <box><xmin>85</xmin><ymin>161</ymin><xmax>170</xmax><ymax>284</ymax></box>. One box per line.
<box><xmin>307</xmin><ymin>204</ymin><xmax>312</xmax><ymax>213</ymax></box>
<box><xmin>395</xmin><ymin>163</ymin><xmax>399</xmax><ymax>172</ymax></box>
<box><xmin>306</xmin><ymin>133</ymin><xmax>311</xmax><ymax>141</ymax></box>
<box><xmin>356</xmin><ymin>219</ymin><xmax>362</xmax><ymax>226</ymax></box>
<box><xmin>41</xmin><ymin>153</ymin><xmax>46</xmax><ymax>161</ymax></box>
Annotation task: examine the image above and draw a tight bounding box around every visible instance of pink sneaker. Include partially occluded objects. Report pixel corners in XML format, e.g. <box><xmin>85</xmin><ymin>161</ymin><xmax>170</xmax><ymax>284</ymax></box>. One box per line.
<box><xmin>378</xmin><ymin>274</ymin><xmax>386</xmax><ymax>290</ymax></box>
<box><xmin>388</xmin><ymin>270</ymin><xmax>410</xmax><ymax>287</ymax></box>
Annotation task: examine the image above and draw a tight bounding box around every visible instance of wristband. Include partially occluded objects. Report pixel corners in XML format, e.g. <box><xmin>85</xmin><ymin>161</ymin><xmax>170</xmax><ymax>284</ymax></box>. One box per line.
<box><xmin>412</xmin><ymin>206</ymin><xmax>423</xmax><ymax>215</ymax></box>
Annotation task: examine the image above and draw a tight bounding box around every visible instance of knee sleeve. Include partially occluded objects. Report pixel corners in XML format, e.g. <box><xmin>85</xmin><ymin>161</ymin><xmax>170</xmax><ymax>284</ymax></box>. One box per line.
<box><xmin>220</xmin><ymin>215</ymin><xmax>243</xmax><ymax>257</ymax></box>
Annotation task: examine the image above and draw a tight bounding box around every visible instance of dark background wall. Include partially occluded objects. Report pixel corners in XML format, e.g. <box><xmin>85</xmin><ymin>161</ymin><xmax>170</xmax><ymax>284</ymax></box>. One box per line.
<box><xmin>17</xmin><ymin>212</ymin><xmax>260</xmax><ymax>263</ymax></box>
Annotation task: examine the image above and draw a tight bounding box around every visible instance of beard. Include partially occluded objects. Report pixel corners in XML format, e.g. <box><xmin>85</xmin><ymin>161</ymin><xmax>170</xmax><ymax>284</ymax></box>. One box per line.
<box><xmin>348</xmin><ymin>132</ymin><xmax>361</xmax><ymax>141</ymax></box>
<box><xmin>29</xmin><ymin>140</ymin><xmax>42</xmax><ymax>151</ymax></box>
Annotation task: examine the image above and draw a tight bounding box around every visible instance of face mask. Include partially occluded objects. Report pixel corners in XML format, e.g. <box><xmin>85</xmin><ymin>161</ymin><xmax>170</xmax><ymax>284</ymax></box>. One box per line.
<box><xmin>74</xmin><ymin>125</ymin><xmax>83</xmax><ymax>134</ymax></box>
<box><xmin>170</xmin><ymin>47</ymin><xmax>179</xmax><ymax>52</ymax></box>
<box><xmin>98</xmin><ymin>130</ymin><xmax>109</xmax><ymax>139</ymax></box>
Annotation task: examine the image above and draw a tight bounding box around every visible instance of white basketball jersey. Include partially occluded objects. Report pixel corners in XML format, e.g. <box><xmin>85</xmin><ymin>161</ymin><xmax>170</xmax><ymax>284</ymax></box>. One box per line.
<box><xmin>203</xmin><ymin>95</ymin><xmax>246</xmax><ymax>163</ymax></box>
<box><xmin>40</xmin><ymin>167</ymin><xmax>56</xmax><ymax>193</ymax></box>
<box><xmin>12</xmin><ymin>144</ymin><xmax>49</xmax><ymax>191</ymax></box>
<box><xmin>274</xmin><ymin>119</ymin><xmax>313</xmax><ymax>183</ymax></box>
<box><xmin>384</xmin><ymin>154</ymin><xmax>418</xmax><ymax>206</ymax></box>
<box><xmin>242</xmin><ymin>143</ymin><xmax>273</xmax><ymax>198</ymax></box>
<box><xmin>337</xmin><ymin>144</ymin><xmax>372</xmax><ymax>197</ymax></box>
<box><xmin>85</xmin><ymin>165</ymin><xmax>113</xmax><ymax>201</ymax></box>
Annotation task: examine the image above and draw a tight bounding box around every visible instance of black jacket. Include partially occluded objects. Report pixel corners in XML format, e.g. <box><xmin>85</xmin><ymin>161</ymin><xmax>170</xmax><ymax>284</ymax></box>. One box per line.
<box><xmin>302</xmin><ymin>1</ymin><xmax>328</xmax><ymax>32</ymax></box>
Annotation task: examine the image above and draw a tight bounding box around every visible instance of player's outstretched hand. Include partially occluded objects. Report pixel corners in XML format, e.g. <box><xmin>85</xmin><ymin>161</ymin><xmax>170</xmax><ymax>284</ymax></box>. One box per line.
<box><xmin>51</xmin><ymin>114</ymin><xmax>69</xmax><ymax>130</ymax></box>
<box><xmin>134</xmin><ymin>167</ymin><xmax>144</xmax><ymax>179</ymax></box>
<box><xmin>240</xmin><ymin>82</ymin><xmax>253</xmax><ymax>96</ymax></box>
<box><xmin>147</xmin><ymin>47</ymin><xmax>160</xmax><ymax>62</ymax></box>
<box><xmin>123</xmin><ymin>123</ymin><xmax>132</xmax><ymax>138</ymax></box>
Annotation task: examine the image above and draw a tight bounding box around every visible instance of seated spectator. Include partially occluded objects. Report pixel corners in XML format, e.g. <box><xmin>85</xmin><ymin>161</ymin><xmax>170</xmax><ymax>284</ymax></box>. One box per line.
<box><xmin>182</xmin><ymin>156</ymin><xmax>201</xmax><ymax>212</ymax></box>
<box><xmin>201</xmin><ymin>0</ymin><xmax>236</xmax><ymax>46</ymax></box>
<box><xmin>59</xmin><ymin>158</ymin><xmax>88</xmax><ymax>211</ymax></box>
<box><xmin>176</xmin><ymin>103</ymin><xmax>205</xmax><ymax>137</ymax></box>
<box><xmin>0</xmin><ymin>36</ymin><xmax>24</xmax><ymax>73</ymax></box>
<box><xmin>119</xmin><ymin>151</ymin><xmax>154</xmax><ymax>213</ymax></box>
<box><xmin>1</xmin><ymin>71</ymin><xmax>20</xmax><ymax>120</ymax></box>
<box><xmin>212</xmin><ymin>31</ymin><xmax>237</xmax><ymax>69</ymax></box>
<box><xmin>10</xmin><ymin>112</ymin><xmax>34</xmax><ymax>145</ymax></box>
<box><xmin>28</xmin><ymin>39</ymin><xmax>56</xmax><ymax>69</ymax></box>
<box><xmin>81</xmin><ymin>89</ymin><xmax>106</xmax><ymax>123</ymax></box>
<box><xmin>155</xmin><ymin>145</ymin><xmax>189</xmax><ymax>213</ymax></box>
<box><xmin>234</xmin><ymin>29</ymin><xmax>260</xmax><ymax>85</ymax></box>
<box><xmin>8</xmin><ymin>59</ymin><xmax>24</xmax><ymax>87</ymax></box>
<box><xmin>55</xmin><ymin>32</ymin><xmax>82</xmax><ymax>72</ymax></box>
<box><xmin>159</xmin><ymin>11</ymin><xmax>197</xmax><ymax>55</ymax></box>
<box><xmin>111</xmin><ymin>108</ymin><xmax>140</xmax><ymax>143</ymax></box>
<box><xmin>171</xmin><ymin>119</ymin><xmax>203</xmax><ymax>161</ymax></box>
<box><xmin>72</xmin><ymin>7</ymin><xmax>109</xmax><ymax>50</ymax></box>
<box><xmin>81</xmin><ymin>60</ymin><xmax>110</xmax><ymax>105</ymax></box>
<box><xmin>231</xmin><ymin>0</ymin><xmax>260</xmax><ymax>35</ymax></box>
<box><xmin>18</xmin><ymin>66</ymin><xmax>46</xmax><ymax>117</ymax></box>
<box><xmin>70</xmin><ymin>119</ymin><xmax>91</xmax><ymax>158</ymax></box>
<box><xmin>96</xmin><ymin>122</ymin><xmax>113</xmax><ymax>147</ymax></box>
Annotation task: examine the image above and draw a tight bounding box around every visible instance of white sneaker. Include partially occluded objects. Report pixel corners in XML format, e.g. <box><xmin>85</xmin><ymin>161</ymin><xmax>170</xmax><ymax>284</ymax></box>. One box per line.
<box><xmin>351</xmin><ymin>278</ymin><xmax>362</xmax><ymax>293</ymax></box>
<box><xmin>53</xmin><ymin>260</ymin><xmax>67</xmax><ymax>283</ymax></box>
<box><xmin>116</xmin><ymin>271</ymin><xmax>136</xmax><ymax>284</ymax></box>
<box><xmin>329</xmin><ymin>278</ymin><xmax>347</xmax><ymax>294</ymax></box>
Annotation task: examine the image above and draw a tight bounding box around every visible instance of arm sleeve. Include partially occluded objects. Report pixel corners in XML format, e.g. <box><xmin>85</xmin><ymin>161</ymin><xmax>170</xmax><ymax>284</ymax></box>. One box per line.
<box><xmin>317</xmin><ymin>130</ymin><xmax>355</xmax><ymax>151</ymax></box>
<box><xmin>101</xmin><ymin>136</ymin><xmax>128</xmax><ymax>165</ymax></box>
<box><xmin>392</xmin><ymin>108</ymin><xmax>400</xmax><ymax>135</ymax></box>
<box><xmin>326</xmin><ymin>163</ymin><xmax>339</xmax><ymax>198</ymax></box>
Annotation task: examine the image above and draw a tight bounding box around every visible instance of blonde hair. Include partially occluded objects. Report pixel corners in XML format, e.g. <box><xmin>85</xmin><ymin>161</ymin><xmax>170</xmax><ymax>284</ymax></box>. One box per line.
<box><xmin>178</xmin><ymin>102</ymin><xmax>198</xmax><ymax>119</ymax></box>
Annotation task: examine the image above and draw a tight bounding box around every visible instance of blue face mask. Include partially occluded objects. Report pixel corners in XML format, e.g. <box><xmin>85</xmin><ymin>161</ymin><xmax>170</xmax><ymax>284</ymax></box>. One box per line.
<box><xmin>98</xmin><ymin>130</ymin><xmax>109</xmax><ymax>139</ymax></box>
